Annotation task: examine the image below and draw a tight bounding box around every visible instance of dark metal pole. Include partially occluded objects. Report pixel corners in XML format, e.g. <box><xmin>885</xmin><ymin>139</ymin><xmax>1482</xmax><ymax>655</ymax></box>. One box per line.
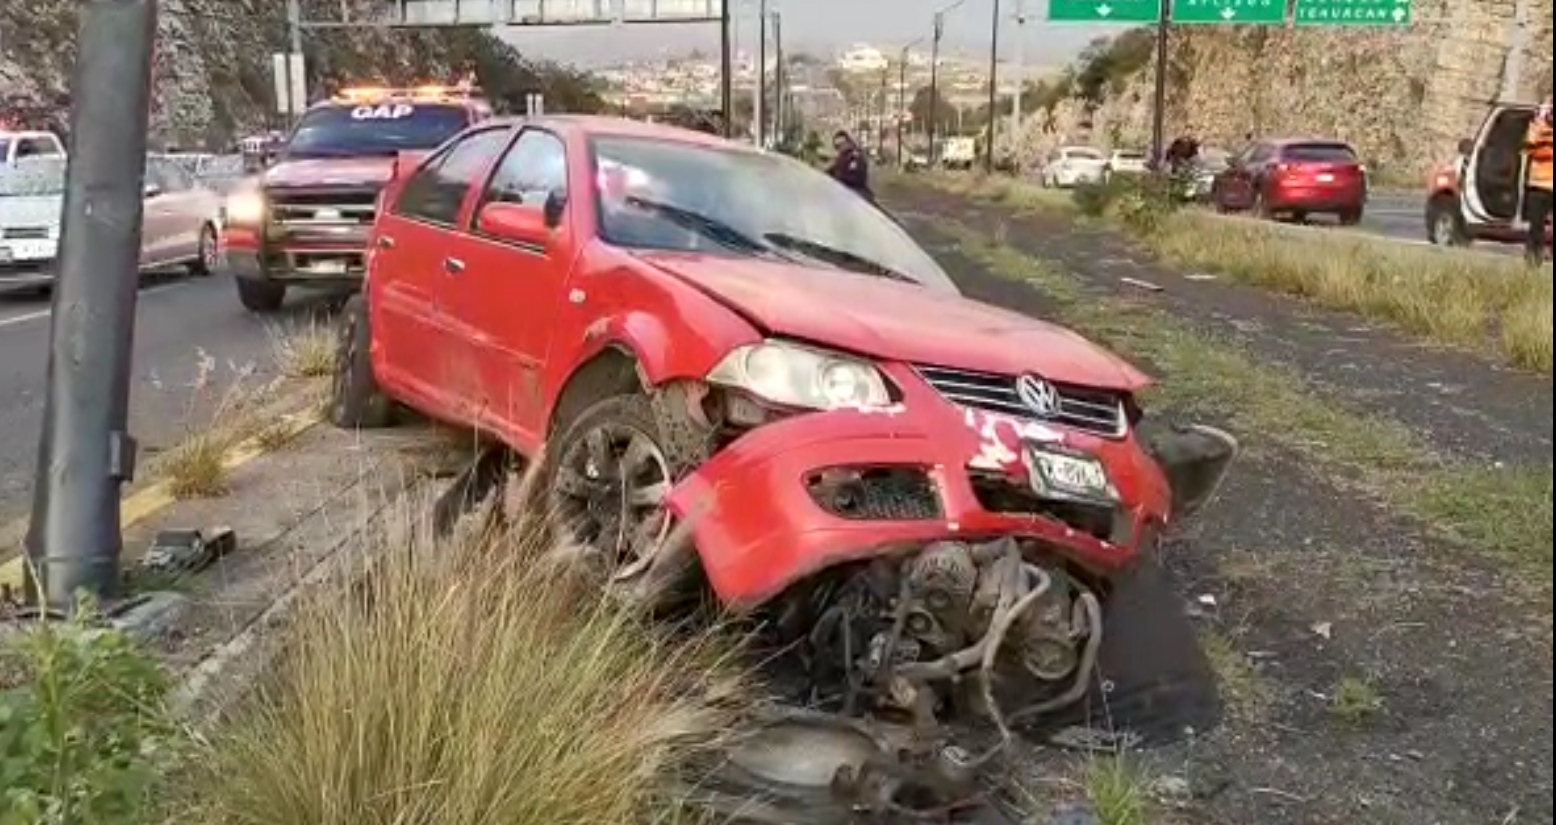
<box><xmin>1150</xmin><ymin>0</ymin><xmax>1171</xmax><ymax>168</ymax></box>
<box><xmin>720</xmin><ymin>0</ymin><xmax>732</xmax><ymax>136</ymax></box>
<box><xmin>984</xmin><ymin>0</ymin><xmax>1000</xmax><ymax>174</ymax></box>
<box><xmin>927</xmin><ymin>13</ymin><xmax>943</xmax><ymax>167</ymax></box>
<box><xmin>772</xmin><ymin>11</ymin><xmax>784</xmax><ymax>144</ymax></box>
<box><xmin>896</xmin><ymin>51</ymin><xmax>909</xmax><ymax>167</ymax></box>
<box><xmin>877</xmin><ymin>68</ymin><xmax>888</xmax><ymax>157</ymax></box>
<box><xmin>757</xmin><ymin>0</ymin><xmax>768</xmax><ymax>146</ymax></box>
<box><xmin>23</xmin><ymin>0</ymin><xmax>157</xmax><ymax>609</ymax></box>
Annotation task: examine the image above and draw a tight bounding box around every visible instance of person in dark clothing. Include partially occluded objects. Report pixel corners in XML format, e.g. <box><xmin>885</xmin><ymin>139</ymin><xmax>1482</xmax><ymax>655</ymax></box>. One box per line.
<box><xmin>826</xmin><ymin>130</ymin><xmax>872</xmax><ymax>199</ymax></box>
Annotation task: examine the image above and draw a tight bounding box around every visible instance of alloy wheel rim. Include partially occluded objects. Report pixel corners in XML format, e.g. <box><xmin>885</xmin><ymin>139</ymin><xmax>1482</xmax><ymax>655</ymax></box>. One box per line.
<box><xmin>201</xmin><ymin>227</ymin><xmax>218</xmax><ymax>270</ymax></box>
<box><xmin>1433</xmin><ymin>213</ymin><xmax>1456</xmax><ymax>244</ymax></box>
<box><xmin>553</xmin><ymin>422</ymin><xmax>673</xmax><ymax>572</ymax></box>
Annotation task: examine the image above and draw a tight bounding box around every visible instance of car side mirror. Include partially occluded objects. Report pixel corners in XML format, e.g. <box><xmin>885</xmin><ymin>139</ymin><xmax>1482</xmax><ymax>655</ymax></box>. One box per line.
<box><xmin>542</xmin><ymin>188</ymin><xmax>566</xmax><ymax>229</ymax></box>
<box><xmin>1456</xmin><ymin>137</ymin><xmax>1473</xmax><ymax>156</ymax></box>
<box><xmin>477</xmin><ymin>201</ymin><xmax>552</xmax><ymax>248</ymax></box>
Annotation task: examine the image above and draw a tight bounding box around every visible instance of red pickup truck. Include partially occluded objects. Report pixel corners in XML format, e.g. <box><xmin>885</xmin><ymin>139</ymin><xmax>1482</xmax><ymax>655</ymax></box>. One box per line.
<box><xmin>220</xmin><ymin>86</ymin><xmax>493</xmax><ymax>311</ymax></box>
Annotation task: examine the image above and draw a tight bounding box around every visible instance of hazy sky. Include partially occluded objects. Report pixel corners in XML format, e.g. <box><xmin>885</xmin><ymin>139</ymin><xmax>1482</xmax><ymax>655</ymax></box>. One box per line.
<box><xmin>495</xmin><ymin>0</ymin><xmax>1119</xmax><ymax>69</ymax></box>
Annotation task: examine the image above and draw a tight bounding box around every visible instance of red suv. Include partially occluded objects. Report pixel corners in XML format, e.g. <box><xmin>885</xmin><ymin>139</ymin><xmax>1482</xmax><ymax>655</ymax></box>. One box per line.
<box><xmin>330</xmin><ymin>116</ymin><xmax>1236</xmax><ymax>723</ymax></box>
<box><xmin>221</xmin><ymin>86</ymin><xmax>492</xmax><ymax>311</ymax></box>
<box><xmin>1211</xmin><ymin>138</ymin><xmax>1368</xmax><ymax>224</ymax></box>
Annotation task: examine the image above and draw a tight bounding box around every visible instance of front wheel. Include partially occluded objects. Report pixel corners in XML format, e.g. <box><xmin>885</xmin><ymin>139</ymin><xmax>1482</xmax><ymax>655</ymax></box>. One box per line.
<box><xmin>189</xmin><ymin>223</ymin><xmax>219</xmax><ymax>276</ymax></box>
<box><xmin>328</xmin><ymin>295</ymin><xmax>394</xmax><ymax>429</ymax></box>
<box><xmin>1426</xmin><ymin>197</ymin><xmax>1470</xmax><ymax>246</ymax></box>
<box><xmin>236</xmin><ymin>277</ymin><xmax>286</xmax><ymax>312</ymax></box>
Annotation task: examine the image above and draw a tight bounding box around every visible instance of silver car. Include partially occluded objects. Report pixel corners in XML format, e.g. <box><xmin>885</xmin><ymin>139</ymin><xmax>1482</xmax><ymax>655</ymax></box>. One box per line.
<box><xmin>0</xmin><ymin>155</ymin><xmax>223</xmax><ymax>291</ymax></box>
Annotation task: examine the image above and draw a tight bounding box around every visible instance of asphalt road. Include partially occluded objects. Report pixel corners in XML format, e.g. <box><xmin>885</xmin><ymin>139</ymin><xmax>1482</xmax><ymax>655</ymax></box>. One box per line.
<box><xmin>1358</xmin><ymin>190</ymin><xmax>1428</xmax><ymax>243</ymax></box>
<box><xmin>0</xmin><ymin>272</ymin><xmax>336</xmax><ymax>532</ymax></box>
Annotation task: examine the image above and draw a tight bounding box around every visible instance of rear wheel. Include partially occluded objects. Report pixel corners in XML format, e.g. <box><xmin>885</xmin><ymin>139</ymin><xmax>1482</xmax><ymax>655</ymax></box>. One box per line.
<box><xmin>1338</xmin><ymin>207</ymin><xmax>1363</xmax><ymax>226</ymax></box>
<box><xmin>236</xmin><ymin>277</ymin><xmax>286</xmax><ymax>312</ymax></box>
<box><xmin>189</xmin><ymin>223</ymin><xmax>219</xmax><ymax>276</ymax></box>
<box><xmin>1426</xmin><ymin>196</ymin><xmax>1470</xmax><ymax>246</ymax></box>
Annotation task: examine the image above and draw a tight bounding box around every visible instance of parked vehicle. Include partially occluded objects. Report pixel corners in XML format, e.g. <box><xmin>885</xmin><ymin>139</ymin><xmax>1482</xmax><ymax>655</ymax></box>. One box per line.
<box><xmin>220</xmin><ymin>85</ymin><xmax>494</xmax><ymax>312</ymax></box>
<box><xmin>0</xmin><ymin>155</ymin><xmax>224</xmax><ymax>291</ymax></box>
<box><xmin>1174</xmin><ymin>146</ymin><xmax>1230</xmax><ymax>202</ymax></box>
<box><xmin>1039</xmin><ymin>145</ymin><xmax>1107</xmax><ymax>189</ymax></box>
<box><xmin>940</xmin><ymin>136</ymin><xmax>977</xmax><ymax>170</ymax></box>
<box><xmin>1103</xmin><ymin>149</ymin><xmax>1149</xmax><ymax>181</ymax></box>
<box><xmin>0</xmin><ymin>130</ymin><xmax>65</xmax><ymax>165</ymax></box>
<box><xmin>1210</xmin><ymin>138</ymin><xmax>1368</xmax><ymax>224</ymax></box>
<box><xmin>332</xmin><ymin>116</ymin><xmax>1238</xmax><ymax>735</ymax></box>
<box><xmin>1425</xmin><ymin>102</ymin><xmax>1554</xmax><ymax>247</ymax></box>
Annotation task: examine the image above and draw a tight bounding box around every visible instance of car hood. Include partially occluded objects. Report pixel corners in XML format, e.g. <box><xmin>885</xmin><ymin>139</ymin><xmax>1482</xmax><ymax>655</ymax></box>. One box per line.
<box><xmin>634</xmin><ymin>251</ymin><xmax>1151</xmax><ymax>391</ymax></box>
<box><xmin>262</xmin><ymin>156</ymin><xmax>395</xmax><ymax>190</ymax></box>
<box><xmin>0</xmin><ymin>194</ymin><xmax>63</xmax><ymax>229</ymax></box>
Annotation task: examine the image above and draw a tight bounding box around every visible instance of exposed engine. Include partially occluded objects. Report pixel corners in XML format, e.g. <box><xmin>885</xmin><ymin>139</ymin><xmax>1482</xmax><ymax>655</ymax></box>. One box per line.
<box><xmin>773</xmin><ymin>536</ymin><xmax>1102</xmax><ymax>753</ymax></box>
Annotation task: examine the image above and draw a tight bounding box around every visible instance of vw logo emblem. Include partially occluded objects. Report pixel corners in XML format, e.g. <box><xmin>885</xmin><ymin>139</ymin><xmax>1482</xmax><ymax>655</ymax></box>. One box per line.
<box><xmin>1015</xmin><ymin>374</ymin><xmax>1061</xmax><ymax>417</ymax></box>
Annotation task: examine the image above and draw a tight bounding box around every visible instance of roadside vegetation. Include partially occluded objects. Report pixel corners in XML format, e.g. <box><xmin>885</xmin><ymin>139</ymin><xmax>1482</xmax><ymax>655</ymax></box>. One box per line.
<box><xmin>909</xmin><ymin>171</ymin><xmax>1554</xmax><ymax>373</ymax></box>
<box><xmin>934</xmin><ymin>219</ymin><xmax>1553</xmax><ymax>581</ymax></box>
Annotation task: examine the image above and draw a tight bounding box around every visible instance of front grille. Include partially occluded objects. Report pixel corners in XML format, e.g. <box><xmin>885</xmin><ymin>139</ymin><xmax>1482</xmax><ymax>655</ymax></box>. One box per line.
<box><xmin>805</xmin><ymin>466</ymin><xmax>941</xmax><ymax>521</ymax></box>
<box><xmin>2</xmin><ymin>227</ymin><xmax>49</xmax><ymax>240</ymax></box>
<box><xmin>915</xmin><ymin>365</ymin><xmax>1127</xmax><ymax>438</ymax></box>
<box><xmin>266</xmin><ymin>188</ymin><xmax>378</xmax><ymax>228</ymax></box>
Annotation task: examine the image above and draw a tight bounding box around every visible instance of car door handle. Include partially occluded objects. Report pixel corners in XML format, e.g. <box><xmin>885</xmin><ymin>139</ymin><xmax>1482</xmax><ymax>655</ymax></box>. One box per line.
<box><xmin>375</xmin><ymin>235</ymin><xmax>395</xmax><ymax>249</ymax></box>
<box><xmin>443</xmin><ymin>257</ymin><xmax>465</xmax><ymax>275</ymax></box>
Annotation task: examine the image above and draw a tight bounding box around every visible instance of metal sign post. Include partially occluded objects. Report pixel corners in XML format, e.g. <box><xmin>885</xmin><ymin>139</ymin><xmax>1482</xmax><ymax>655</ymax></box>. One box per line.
<box><xmin>24</xmin><ymin>0</ymin><xmax>159</xmax><ymax>609</ymax></box>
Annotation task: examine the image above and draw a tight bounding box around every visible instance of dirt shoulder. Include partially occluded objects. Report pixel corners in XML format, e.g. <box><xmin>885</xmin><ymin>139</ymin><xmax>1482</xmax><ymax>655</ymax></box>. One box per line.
<box><xmin>887</xmin><ymin>181</ymin><xmax>1553</xmax><ymax>467</ymax></box>
<box><xmin>884</xmin><ymin>195</ymin><xmax>1553</xmax><ymax>824</ymax></box>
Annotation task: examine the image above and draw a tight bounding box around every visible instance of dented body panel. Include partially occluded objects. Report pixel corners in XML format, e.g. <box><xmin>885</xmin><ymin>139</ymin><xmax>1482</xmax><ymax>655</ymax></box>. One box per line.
<box><xmin>666</xmin><ymin>361</ymin><xmax>1171</xmax><ymax>612</ymax></box>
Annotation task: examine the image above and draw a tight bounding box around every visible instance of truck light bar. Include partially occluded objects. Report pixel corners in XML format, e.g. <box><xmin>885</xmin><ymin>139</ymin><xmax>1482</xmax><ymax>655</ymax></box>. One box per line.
<box><xmin>333</xmin><ymin>84</ymin><xmax>485</xmax><ymax>104</ymax></box>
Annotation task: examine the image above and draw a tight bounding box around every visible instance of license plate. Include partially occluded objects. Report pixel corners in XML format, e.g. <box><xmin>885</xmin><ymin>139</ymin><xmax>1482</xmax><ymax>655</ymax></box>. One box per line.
<box><xmin>309</xmin><ymin>259</ymin><xmax>348</xmax><ymax>275</ymax></box>
<box><xmin>0</xmin><ymin>246</ymin><xmax>11</xmax><ymax>264</ymax></box>
<box><xmin>1029</xmin><ymin>447</ymin><xmax>1111</xmax><ymax>498</ymax></box>
<box><xmin>1315</xmin><ymin>172</ymin><xmax>1336</xmax><ymax>183</ymax></box>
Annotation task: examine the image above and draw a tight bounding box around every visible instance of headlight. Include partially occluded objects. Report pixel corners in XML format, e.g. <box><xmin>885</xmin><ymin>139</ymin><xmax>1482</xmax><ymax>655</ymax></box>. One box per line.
<box><xmin>223</xmin><ymin>189</ymin><xmax>266</xmax><ymax>225</ymax></box>
<box><xmin>706</xmin><ymin>340</ymin><xmax>892</xmax><ymax>411</ymax></box>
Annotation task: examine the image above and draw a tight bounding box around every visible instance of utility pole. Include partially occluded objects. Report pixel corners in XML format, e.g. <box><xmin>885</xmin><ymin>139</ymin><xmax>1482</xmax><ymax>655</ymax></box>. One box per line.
<box><xmin>984</xmin><ymin>0</ymin><xmax>1000</xmax><ymax>174</ymax></box>
<box><xmin>927</xmin><ymin>13</ymin><xmax>943</xmax><ymax>167</ymax></box>
<box><xmin>1011</xmin><ymin>0</ymin><xmax>1025</xmax><ymax>135</ymax></box>
<box><xmin>286</xmin><ymin>0</ymin><xmax>304</xmax><ymax>127</ymax></box>
<box><xmin>720</xmin><ymin>0</ymin><xmax>733</xmax><ymax>136</ymax></box>
<box><xmin>1149</xmin><ymin>0</ymin><xmax>1171</xmax><ymax>168</ymax></box>
<box><xmin>756</xmin><ymin>0</ymin><xmax>768</xmax><ymax>147</ymax></box>
<box><xmin>772</xmin><ymin>10</ymin><xmax>784</xmax><ymax>144</ymax></box>
<box><xmin>896</xmin><ymin>38</ymin><xmax>922</xmax><ymax>168</ymax></box>
<box><xmin>24</xmin><ymin>0</ymin><xmax>158</xmax><ymax>608</ymax></box>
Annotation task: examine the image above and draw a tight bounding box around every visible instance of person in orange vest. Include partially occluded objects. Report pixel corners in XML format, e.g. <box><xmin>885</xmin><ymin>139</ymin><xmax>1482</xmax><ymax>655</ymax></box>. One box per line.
<box><xmin>1524</xmin><ymin>96</ymin><xmax>1553</xmax><ymax>265</ymax></box>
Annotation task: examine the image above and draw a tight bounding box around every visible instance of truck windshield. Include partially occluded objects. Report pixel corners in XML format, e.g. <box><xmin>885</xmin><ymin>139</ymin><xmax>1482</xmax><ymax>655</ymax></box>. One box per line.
<box><xmin>0</xmin><ymin>157</ymin><xmax>66</xmax><ymax>197</ymax></box>
<box><xmin>284</xmin><ymin>103</ymin><xmax>470</xmax><ymax>158</ymax></box>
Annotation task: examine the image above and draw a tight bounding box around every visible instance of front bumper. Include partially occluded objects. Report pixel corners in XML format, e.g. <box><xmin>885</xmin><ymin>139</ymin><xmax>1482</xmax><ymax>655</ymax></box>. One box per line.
<box><xmin>0</xmin><ymin>238</ymin><xmax>58</xmax><ymax>287</ymax></box>
<box><xmin>224</xmin><ymin>225</ymin><xmax>368</xmax><ymax>288</ymax></box>
<box><xmin>665</xmin><ymin>367</ymin><xmax>1171</xmax><ymax>613</ymax></box>
<box><xmin>1268</xmin><ymin>186</ymin><xmax>1365</xmax><ymax>212</ymax></box>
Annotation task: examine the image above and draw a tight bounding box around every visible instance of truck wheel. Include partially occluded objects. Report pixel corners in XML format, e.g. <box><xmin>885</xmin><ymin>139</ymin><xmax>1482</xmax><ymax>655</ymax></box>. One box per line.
<box><xmin>236</xmin><ymin>277</ymin><xmax>286</xmax><ymax>312</ymax></box>
<box><xmin>1426</xmin><ymin>196</ymin><xmax>1469</xmax><ymax>246</ymax></box>
<box><xmin>328</xmin><ymin>295</ymin><xmax>394</xmax><ymax>429</ymax></box>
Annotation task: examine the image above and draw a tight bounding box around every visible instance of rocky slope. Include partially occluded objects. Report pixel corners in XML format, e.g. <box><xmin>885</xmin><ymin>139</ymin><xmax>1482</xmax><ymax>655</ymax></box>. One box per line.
<box><xmin>0</xmin><ymin>0</ymin><xmax>601</xmax><ymax>149</ymax></box>
<box><xmin>1012</xmin><ymin>0</ymin><xmax>1553</xmax><ymax>181</ymax></box>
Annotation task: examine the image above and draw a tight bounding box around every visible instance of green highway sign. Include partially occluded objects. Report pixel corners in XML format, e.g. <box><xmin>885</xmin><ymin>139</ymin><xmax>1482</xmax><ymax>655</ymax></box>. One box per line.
<box><xmin>1294</xmin><ymin>0</ymin><xmax>1412</xmax><ymax>26</ymax></box>
<box><xmin>1172</xmin><ymin>0</ymin><xmax>1285</xmax><ymax>24</ymax></box>
<box><xmin>1047</xmin><ymin>0</ymin><xmax>1162</xmax><ymax>23</ymax></box>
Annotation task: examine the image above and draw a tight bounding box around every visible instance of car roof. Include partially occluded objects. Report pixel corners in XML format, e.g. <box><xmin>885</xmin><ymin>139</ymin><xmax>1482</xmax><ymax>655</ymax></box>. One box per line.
<box><xmin>493</xmin><ymin>115</ymin><xmax>761</xmax><ymax>153</ymax></box>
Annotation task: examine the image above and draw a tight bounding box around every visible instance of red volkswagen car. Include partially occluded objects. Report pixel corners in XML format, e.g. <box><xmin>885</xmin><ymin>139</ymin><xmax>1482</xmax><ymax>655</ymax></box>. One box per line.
<box><xmin>1211</xmin><ymin>137</ymin><xmax>1368</xmax><ymax>224</ymax></box>
<box><xmin>332</xmin><ymin>116</ymin><xmax>1235</xmax><ymax>726</ymax></box>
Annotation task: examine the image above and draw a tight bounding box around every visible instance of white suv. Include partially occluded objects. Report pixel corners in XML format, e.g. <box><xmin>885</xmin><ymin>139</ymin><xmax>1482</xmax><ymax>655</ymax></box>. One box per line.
<box><xmin>1039</xmin><ymin>146</ymin><xmax>1108</xmax><ymax>189</ymax></box>
<box><xmin>0</xmin><ymin>130</ymin><xmax>66</xmax><ymax>165</ymax></box>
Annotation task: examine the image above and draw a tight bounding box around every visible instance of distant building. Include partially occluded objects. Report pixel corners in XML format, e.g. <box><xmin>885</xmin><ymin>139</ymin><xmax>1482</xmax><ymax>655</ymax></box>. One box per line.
<box><xmin>837</xmin><ymin>44</ymin><xmax>888</xmax><ymax>74</ymax></box>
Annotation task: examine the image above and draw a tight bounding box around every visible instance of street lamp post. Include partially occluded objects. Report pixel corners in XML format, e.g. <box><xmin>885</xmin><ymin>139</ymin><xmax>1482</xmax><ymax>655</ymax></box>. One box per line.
<box><xmin>925</xmin><ymin>0</ymin><xmax>968</xmax><ymax>169</ymax></box>
<box><xmin>757</xmin><ymin>0</ymin><xmax>768</xmax><ymax>147</ymax></box>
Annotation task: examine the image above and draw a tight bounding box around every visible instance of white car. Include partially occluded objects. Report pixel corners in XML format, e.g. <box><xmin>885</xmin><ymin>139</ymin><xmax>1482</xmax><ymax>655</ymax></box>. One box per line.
<box><xmin>1039</xmin><ymin>146</ymin><xmax>1108</xmax><ymax>188</ymax></box>
<box><xmin>0</xmin><ymin>130</ymin><xmax>66</xmax><ymax>165</ymax></box>
<box><xmin>0</xmin><ymin>155</ymin><xmax>224</xmax><ymax>292</ymax></box>
<box><xmin>1104</xmin><ymin>149</ymin><xmax>1150</xmax><ymax>180</ymax></box>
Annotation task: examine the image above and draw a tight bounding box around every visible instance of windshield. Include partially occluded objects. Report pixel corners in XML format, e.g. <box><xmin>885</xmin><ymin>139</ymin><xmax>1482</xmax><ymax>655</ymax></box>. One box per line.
<box><xmin>0</xmin><ymin>157</ymin><xmax>66</xmax><ymax>197</ymax></box>
<box><xmin>1114</xmin><ymin>151</ymin><xmax>1146</xmax><ymax>161</ymax></box>
<box><xmin>284</xmin><ymin>102</ymin><xmax>470</xmax><ymax>158</ymax></box>
<box><xmin>591</xmin><ymin>136</ymin><xmax>958</xmax><ymax>293</ymax></box>
<box><xmin>1064</xmin><ymin>148</ymin><xmax>1104</xmax><ymax>160</ymax></box>
<box><xmin>1282</xmin><ymin>143</ymin><xmax>1357</xmax><ymax>163</ymax></box>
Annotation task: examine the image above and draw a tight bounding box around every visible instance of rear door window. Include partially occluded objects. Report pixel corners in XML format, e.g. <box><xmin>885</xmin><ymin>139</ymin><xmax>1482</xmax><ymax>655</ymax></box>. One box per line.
<box><xmin>475</xmin><ymin>129</ymin><xmax>567</xmax><ymax>215</ymax></box>
<box><xmin>393</xmin><ymin>127</ymin><xmax>511</xmax><ymax>227</ymax></box>
<box><xmin>1281</xmin><ymin>143</ymin><xmax>1357</xmax><ymax>163</ymax></box>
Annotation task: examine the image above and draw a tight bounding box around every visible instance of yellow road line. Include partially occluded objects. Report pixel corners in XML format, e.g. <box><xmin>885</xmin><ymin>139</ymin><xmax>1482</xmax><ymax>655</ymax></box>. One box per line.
<box><xmin>0</xmin><ymin>409</ymin><xmax>323</xmax><ymax>594</ymax></box>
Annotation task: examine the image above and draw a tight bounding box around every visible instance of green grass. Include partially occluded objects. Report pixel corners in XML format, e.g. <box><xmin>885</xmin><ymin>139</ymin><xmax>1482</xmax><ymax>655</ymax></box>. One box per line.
<box><xmin>1197</xmin><ymin>631</ymin><xmax>1273</xmax><ymax>722</ymax></box>
<box><xmin>1329</xmin><ymin>676</ymin><xmax>1385</xmax><ymax>725</ymax></box>
<box><xmin>904</xmin><ymin>172</ymin><xmax>1554</xmax><ymax>372</ymax></box>
<box><xmin>939</xmin><ymin>222</ymin><xmax>1554</xmax><ymax>579</ymax></box>
<box><xmin>1084</xmin><ymin>756</ymin><xmax>1153</xmax><ymax>825</ymax></box>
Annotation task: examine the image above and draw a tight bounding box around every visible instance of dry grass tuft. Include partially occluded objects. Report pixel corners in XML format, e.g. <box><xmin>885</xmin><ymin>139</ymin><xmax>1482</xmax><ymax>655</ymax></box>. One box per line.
<box><xmin>164</xmin><ymin>434</ymin><xmax>231</xmax><ymax>499</ymax></box>
<box><xmin>268</xmin><ymin>317</ymin><xmax>337</xmax><ymax>380</ymax></box>
<box><xmin>1198</xmin><ymin>631</ymin><xmax>1273</xmax><ymax>722</ymax></box>
<box><xmin>1084</xmin><ymin>755</ymin><xmax>1152</xmax><ymax>825</ymax></box>
<box><xmin>188</xmin><ymin>467</ymin><xmax>735</xmax><ymax>825</ymax></box>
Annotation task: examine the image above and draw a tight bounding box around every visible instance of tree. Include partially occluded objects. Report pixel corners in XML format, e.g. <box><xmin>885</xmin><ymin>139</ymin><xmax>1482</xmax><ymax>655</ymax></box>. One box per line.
<box><xmin>910</xmin><ymin>87</ymin><xmax>957</xmax><ymax>133</ymax></box>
